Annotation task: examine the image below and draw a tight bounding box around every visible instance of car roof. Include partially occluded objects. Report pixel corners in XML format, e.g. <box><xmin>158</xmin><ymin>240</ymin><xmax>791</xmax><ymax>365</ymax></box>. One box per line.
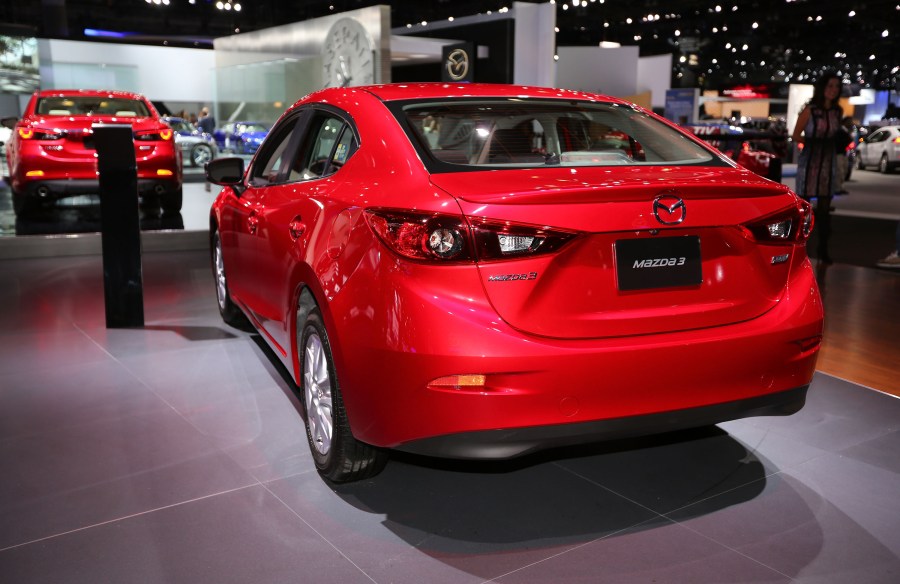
<box><xmin>35</xmin><ymin>89</ymin><xmax>147</xmax><ymax>100</ymax></box>
<box><xmin>360</xmin><ymin>82</ymin><xmax>632</xmax><ymax>106</ymax></box>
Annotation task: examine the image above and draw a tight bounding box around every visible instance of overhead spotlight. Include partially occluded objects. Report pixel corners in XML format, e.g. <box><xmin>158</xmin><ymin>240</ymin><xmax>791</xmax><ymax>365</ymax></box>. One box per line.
<box><xmin>234</xmin><ymin>3</ymin><xmax>241</xmax><ymax>11</ymax></box>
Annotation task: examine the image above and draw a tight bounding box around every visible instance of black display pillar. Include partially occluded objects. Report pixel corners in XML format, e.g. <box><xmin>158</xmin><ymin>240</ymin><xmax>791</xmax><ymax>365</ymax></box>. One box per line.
<box><xmin>94</xmin><ymin>124</ymin><xmax>145</xmax><ymax>328</ymax></box>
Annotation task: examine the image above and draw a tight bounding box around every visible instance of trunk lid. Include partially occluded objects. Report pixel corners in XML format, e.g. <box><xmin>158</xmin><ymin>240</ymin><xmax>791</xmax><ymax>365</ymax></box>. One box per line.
<box><xmin>431</xmin><ymin>166</ymin><xmax>801</xmax><ymax>339</ymax></box>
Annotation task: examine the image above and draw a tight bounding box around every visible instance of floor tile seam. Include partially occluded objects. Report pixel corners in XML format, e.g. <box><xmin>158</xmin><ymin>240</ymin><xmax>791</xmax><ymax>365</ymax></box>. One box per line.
<box><xmin>72</xmin><ymin>321</ymin><xmax>198</xmax><ymax>420</ymax></box>
<box><xmin>553</xmin><ymin>461</ymin><xmax>668</xmax><ymax>518</ymax></box>
<box><xmin>669</xmin><ymin>511</ymin><xmax>800</xmax><ymax>582</ymax></box>
<box><xmin>656</xmin><ymin>465</ymin><xmax>809</xmax><ymax>581</ymax></box>
<box><xmin>73</xmin><ymin>321</ymin><xmax>308</xmax><ymax>488</ymax></box>
<box><xmin>739</xmin><ymin>419</ymin><xmax>900</xmax><ymax>455</ymax></box>
<box><xmin>0</xmin><ymin>481</ymin><xmax>261</xmax><ymax>554</ymax></box>
<box><xmin>658</xmin><ymin>464</ymin><xmax>792</xmax><ymax>522</ymax></box>
<box><xmin>259</xmin><ymin>481</ymin><xmax>379</xmax><ymax>584</ymax></box>
<box><xmin>70</xmin><ymin>322</ymin><xmax>266</xmax><ymax>467</ymax></box>
<box><xmin>478</xmin><ymin>516</ymin><xmax>679</xmax><ymax>584</ymax></box>
<box><xmin>243</xmin><ymin>458</ymin><xmax>312</xmax><ymax>484</ymax></box>
<box><xmin>729</xmin><ymin>427</ymin><xmax>833</xmax><ymax>475</ymax></box>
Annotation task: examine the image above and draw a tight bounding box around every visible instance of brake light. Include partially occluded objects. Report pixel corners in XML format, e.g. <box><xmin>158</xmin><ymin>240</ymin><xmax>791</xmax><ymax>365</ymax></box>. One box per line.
<box><xmin>17</xmin><ymin>128</ymin><xmax>63</xmax><ymax>140</ymax></box>
<box><xmin>366</xmin><ymin>209</ymin><xmax>473</xmax><ymax>262</ymax></box>
<box><xmin>134</xmin><ymin>128</ymin><xmax>173</xmax><ymax>141</ymax></box>
<box><xmin>365</xmin><ymin>209</ymin><xmax>578</xmax><ymax>263</ymax></box>
<box><xmin>742</xmin><ymin>199</ymin><xmax>814</xmax><ymax>244</ymax></box>
<box><xmin>894</xmin><ymin>137</ymin><xmax>900</xmax><ymax>144</ymax></box>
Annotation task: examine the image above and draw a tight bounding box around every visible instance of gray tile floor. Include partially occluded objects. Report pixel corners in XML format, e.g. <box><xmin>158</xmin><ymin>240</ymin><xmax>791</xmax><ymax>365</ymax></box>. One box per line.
<box><xmin>1</xmin><ymin>250</ymin><xmax>898</xmax><ymax>583</ymax></box>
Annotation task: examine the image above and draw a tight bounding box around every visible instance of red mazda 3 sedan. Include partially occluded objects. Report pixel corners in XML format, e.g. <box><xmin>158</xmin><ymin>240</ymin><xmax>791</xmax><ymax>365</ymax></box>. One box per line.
<box><xmin>206</xmin><ymin>83</ymin><xmax>823</xmax><ymax>483</ymax></box>
<box><xmin>3</xmin><ymin>89</ymin><xmax>182</xmax><ymax>215</ymax></box>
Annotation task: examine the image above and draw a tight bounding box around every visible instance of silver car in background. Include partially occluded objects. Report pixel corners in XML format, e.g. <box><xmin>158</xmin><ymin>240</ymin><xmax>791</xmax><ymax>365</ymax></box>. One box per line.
<box><xmin>857</xmin><ymin>124</ymin><xmax>900</xmax><ymax>174</ymax></box>
<box><xmin>162</xmin><ymin>116</ymin><xmax>218</xmax><ymax>168</ymax></box>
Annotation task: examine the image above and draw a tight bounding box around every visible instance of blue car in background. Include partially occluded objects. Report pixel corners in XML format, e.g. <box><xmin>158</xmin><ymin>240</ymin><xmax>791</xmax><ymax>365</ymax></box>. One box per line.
<box><xmin>162</xmin><ymin>116</ymin><xmax>218</xmax><ymax>167</ymax></box>
<box><xmin>213</xmin><ymin>121</ymin><xmax>270</xmax><ymax>155</ymax></box>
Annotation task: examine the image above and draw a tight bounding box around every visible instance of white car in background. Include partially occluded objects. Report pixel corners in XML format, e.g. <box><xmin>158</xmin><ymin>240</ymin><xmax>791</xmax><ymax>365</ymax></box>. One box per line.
<box><xmin>857</xmin><ymin>125</ymin><xmax>900</xmax><ymax>174</ymax></box>
<box><xmin>0</xmin><ymin>125</ymin><xmax>10</xmax><ymax>155</ymax></box>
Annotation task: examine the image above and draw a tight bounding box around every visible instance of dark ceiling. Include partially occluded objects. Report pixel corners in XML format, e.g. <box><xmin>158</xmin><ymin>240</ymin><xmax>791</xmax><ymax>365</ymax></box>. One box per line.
<box><xmin>1</xmin><ymin>0</ymin><xmax>897</xmax><ymax>90</ymax></box>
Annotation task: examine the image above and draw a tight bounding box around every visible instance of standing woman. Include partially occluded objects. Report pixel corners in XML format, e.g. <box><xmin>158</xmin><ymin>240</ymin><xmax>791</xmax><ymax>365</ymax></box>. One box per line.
<box><xmin>792</xmin><ymin>72</ymin><xmax>843</xmax><ymax>263</ymax></box>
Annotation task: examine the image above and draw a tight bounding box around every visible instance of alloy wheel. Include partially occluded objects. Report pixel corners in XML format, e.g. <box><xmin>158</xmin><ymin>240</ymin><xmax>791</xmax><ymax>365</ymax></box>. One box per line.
<box><xmin>304</xmin><ymin>333</ymin><xmax>333</xmax><ymax>456</ymax></box>
<box><xmin>192</xmin><ymin>144</ymin><xmax>213</xmax><ymax>167</ymax></box>
<box><xmin>214</xmin><ymin>234</ymin><xmax>227</xmax><ymax>311</ymax></box>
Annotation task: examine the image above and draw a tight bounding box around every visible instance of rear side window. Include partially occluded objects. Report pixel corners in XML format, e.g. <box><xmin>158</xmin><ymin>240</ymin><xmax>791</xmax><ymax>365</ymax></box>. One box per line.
<box><xmin>391</xmin><ymin>99</ymin><xmax>723</xmax><ymax>172</ymax></box>
<box><xmin>289</xmin><ymin>114</ymin><xmax>358</xmax><ymax>182</ymax></box>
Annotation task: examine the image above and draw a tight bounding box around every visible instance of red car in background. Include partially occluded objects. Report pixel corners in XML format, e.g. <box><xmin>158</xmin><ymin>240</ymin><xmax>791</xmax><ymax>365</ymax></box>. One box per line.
<box><xmin>207</xmin><ymin>83</ymin><xmax>823</xmax><ymax>483</ymax></box>
<box><xmin>2</xmin><ymin>89</ymin><xmax>182</xmax><ymax>216</ymax></box>
<box><xmin>687</xmin><ymin>122</ymin><xmax>785</xmax><ymax>182</ymax></box>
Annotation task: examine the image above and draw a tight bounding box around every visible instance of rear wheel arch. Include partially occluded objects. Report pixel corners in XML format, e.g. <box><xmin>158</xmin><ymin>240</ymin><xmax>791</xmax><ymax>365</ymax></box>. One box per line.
<box><xmin>296</xmin><ymin>295</ymin><xmax>387</xmax><ymax>482</ymax></box>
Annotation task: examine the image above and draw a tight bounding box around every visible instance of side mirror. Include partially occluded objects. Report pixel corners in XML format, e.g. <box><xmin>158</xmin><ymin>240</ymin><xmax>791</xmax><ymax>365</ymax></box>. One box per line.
<box><xmin>206</xmin><ymin>156</ymin><xmax>245</xmax><ymax>186</ymax></box>
<box><xmin>1</xmin><ymin>117</ymin><xmax>19</xmax><ymax>130</ymax></box>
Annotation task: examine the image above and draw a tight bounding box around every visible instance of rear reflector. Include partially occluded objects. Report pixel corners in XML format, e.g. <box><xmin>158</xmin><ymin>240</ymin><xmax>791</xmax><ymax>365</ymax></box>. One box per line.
<box><xmin>427</xmin><ymin>374</ymin><xmax>486</xmax><ymax>390</ymax></box>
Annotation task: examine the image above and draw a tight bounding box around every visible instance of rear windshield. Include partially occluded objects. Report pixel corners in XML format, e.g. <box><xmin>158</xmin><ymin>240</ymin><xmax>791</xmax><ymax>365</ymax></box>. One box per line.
<box><xmin>390</xmin><ymin>99</ymin><xmax>722</xmax><ymax>172</ymax></box>
<box><xmin>35</xmin><ymin>97</ymin><xmax>151</xmax><ymax>117</ymax></box>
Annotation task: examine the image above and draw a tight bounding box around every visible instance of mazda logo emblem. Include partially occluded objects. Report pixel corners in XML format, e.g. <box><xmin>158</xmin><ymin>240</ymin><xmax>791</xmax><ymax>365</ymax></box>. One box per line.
<box><xmin>652</xmin><ymin>193</ymin><xmax>687</xmax><ymax>225</ymax></box>
<box><xmin>446</xmin><ymin>49</ymin><xmax>470</xmax><ymax>81</ymax></box>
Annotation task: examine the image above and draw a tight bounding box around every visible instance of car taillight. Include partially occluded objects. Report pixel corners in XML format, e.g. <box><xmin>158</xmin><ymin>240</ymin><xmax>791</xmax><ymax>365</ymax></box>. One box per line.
<box><xmin>471</xmin><ymin>219</ymin><xmax>577</xmax><ymax>261</ymax></box>
<box><xmin>742</xmin><ymin>199</ymin><xmax>814</xmax><ymax>244</ymax></box>
<box><xmin>18</xmin><ymin>128</ymin><xmax>63</xmax><ymax>140</ymax></box>
<box><xmin>365</xmin><ymin>209</ymin><xmax>578</xmax><ymax>263</ymax></box>
<box><xmin>893</xmin><ymin>137</ymin><xmax>900</xmax><ymax>144</ymax></box>
<box><xmin>366</xmin><ymin>209</ymin><xmax>474</xmax><ymax>262</ymax></box>
<box><xmin>134</xmin><ymin>128</ymin><xmax>173</xmax><ymax>141</ymax></box>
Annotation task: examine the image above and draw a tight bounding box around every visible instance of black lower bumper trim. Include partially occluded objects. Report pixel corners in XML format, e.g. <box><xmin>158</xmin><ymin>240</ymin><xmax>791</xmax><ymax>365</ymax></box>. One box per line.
<box><xmin>25</xmin><ymin>179</ymin><xmax>178</xmax><ymax>198</ymax></box>
<box><xmin>395</xmin><ymin>385</ymin><xmax>808</xmax><ymax>460</ymax></box>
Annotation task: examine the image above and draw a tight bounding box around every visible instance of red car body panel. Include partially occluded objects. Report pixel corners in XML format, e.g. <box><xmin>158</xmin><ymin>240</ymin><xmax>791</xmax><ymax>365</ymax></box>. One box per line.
<box><xmin>210</xmin><ymin>83</ymin><xmax>823</xmax><ymax>458</ymax></box>
<box><xmin>5</xmin><ymin>89</ymin><xmax>182</xmax><ymax>211</ymax></box>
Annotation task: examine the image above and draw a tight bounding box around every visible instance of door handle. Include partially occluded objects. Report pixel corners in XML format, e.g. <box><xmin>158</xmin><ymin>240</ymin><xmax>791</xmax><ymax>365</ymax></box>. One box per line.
<box><xmin>248</xmin><ymin>210</ymin><xmax>259</xmax><ymax>234</ymax></box>
<box><xmin>289</xmin><ymin>216</ymin><xmax>307</xmax><ymax>240</ymax></box>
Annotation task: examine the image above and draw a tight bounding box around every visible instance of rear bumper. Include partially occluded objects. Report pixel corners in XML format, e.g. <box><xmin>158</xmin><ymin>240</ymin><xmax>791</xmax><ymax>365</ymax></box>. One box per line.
<box><xmin>397</xmin><ymin>385</ymin><xmax>808</xmax><ymax>459</ymax></box>
<box><xmin>330</xmin><ymin>253</ymin><xmax>823</xmax><ymax>454</ymax></box>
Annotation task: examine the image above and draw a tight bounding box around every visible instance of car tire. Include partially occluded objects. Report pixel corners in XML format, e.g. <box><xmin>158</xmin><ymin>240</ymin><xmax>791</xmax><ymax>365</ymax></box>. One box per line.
<box><xmin>161</xmin><ymin>187</ymin><xmax>183</xmax><ymax>215</ymax></box>
<box><xmin>879</xmin><ymin>153</ymin><xmax>892</xmax><ymax>174</ymax></box>
<box><xmin>212</xmin><ymin>230</ymin><xmax>252</xmax><ymax>329</ymax></box>
<box><xmin>857</xmin><ymin>156</ymin><xmax>865</xmax><ymax>170</ymax></box>
<box><xmin>189</xmin><ymin>143</ymin><xmax>213</xmax><ymax>167</ymax></box>
<box><xmin>300</xmin><ymin>308</ymin><xmax>387</xmax><ymax>483</ymax></box>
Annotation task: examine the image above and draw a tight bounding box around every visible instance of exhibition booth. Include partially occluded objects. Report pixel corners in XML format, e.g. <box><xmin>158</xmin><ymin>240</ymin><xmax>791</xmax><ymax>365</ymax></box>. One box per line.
<box><xmin>0</xmin><ymin>2</ymin><xmax>896</xmax><ymax>253</ymax></box>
